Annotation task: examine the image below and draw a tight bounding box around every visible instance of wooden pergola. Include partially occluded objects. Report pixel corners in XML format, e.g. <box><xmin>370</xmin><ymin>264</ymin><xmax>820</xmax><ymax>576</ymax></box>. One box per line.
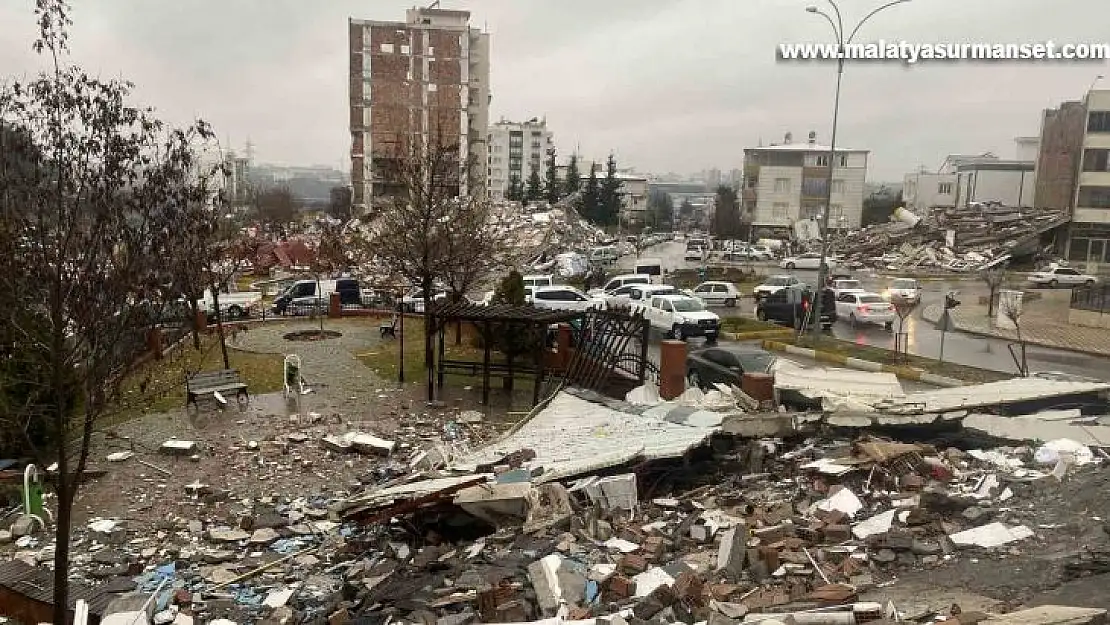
<box><xmin>429</xmin><ymin>302</ymin><xmax>582</xmax><ymax>405</ymax></box>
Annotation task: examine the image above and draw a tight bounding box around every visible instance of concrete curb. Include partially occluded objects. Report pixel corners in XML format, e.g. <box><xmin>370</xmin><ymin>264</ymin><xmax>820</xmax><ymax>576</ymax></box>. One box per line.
<box><xmin>761</xmin><ymin>340</ymin><xmax>965</xmax><ymax>388</ymax></box>
<box><xmin>919</xmin><ymin>306</ymin><xmax>1110</xmax><ymax>359</ymax></box>
<box><xmin>727</xmin><ymin>328</ymin><xmax>795</xmax><ymax>341</ymax></box>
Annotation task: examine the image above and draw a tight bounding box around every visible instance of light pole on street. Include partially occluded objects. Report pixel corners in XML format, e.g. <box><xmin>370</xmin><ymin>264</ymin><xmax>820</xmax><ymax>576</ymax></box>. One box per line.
<box><xmin>805</xmin><ymin>0</ymin><xmax>911</xmax><ymax>336</ymax></box>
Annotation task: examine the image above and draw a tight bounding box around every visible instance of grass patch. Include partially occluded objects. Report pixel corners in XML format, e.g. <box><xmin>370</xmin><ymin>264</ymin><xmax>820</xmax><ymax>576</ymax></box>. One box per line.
<box><xmin>720</xmin><ymin>317</ymin><xmax>782</xmax><ymax>333</ymax></box>
<box><xmin>787</xmin><ymin>336</ymin><xmax>1009</xmax><ymax>384</ymax></box>
<box><xmin>111</xmin><ymin>332</ymin><xmax>284</xmax><ymax>419</ymax></box>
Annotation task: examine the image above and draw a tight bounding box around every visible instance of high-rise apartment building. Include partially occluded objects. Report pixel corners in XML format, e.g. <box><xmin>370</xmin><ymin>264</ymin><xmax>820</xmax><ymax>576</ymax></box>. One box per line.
<box><xmin>348</xmin><ymin>7</ymin><xmax>490</xmax><ymax>213</ymax></box>
<box><xmin>486</xmin><ymin>118</ymin><xmax>554</xmax><ymax>199</ymax></box>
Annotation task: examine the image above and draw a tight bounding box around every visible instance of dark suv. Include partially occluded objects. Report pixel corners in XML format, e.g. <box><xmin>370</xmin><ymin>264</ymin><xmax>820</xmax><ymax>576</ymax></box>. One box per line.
<box><xmin>755</xmin><ymin>285</ymin><xmax>837</xmax><ymax>330</ymax></box>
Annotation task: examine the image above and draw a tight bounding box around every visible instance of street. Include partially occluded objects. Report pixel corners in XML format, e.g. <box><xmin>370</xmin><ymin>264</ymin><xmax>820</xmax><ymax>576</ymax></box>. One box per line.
<box><xmin>621</xmin><ymin>241</ymin><xmax>1110</xmax><ymax>381</ymax></box>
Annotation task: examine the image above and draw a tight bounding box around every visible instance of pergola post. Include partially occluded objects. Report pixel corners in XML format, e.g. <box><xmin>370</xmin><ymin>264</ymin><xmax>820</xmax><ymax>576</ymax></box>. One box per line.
<box><xmin>481</xmin><ymin>320</ymin><xmax>492</xmax><ymax>405</ymax></box>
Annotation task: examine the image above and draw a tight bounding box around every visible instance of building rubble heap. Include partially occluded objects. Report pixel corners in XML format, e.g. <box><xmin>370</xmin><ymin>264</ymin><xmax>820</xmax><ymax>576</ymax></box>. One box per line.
<box><xmin>4</xmin><ymin>387</ymin><xmax>1108</xmax><ymax>625</ymax></box>
<box><xmin>827</xmin><ymin>203</ymin><xmax>1070</xmax><ymax>273</ymax></box>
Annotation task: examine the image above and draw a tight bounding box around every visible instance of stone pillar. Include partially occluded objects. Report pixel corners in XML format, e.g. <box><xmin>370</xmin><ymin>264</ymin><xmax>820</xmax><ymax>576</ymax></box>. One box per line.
<box><xmin>329</xmin><ymin>291</ymin><xmax>342</xmax><ymax>318</ymax></box>
<box><xmin>556</xmin><ymin>323</ymin><xmax>572</xmax><ymax>370</ymax></box>
<box><xmin>194</xmin><ymin>308</ymin><xmax>208</xmax><ymax>334</ymax></box>
<box><xmin>659</xmin><ymin>339</ymin><xmax>687</xmax><ymax>400</ymax></box>
<box><xmin>147</xmin><ymin>327</ymin><xmax>163</xmax><ymax>360</ymax></box>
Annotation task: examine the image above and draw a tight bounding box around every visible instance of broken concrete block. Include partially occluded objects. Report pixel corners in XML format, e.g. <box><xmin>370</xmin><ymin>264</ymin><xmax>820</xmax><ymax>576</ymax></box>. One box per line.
<box><xmin>348</xmin><ymin>432</ymin><xmax>396</xmax><ymax>456</ymax></box>
<box><xmin>160</xmin><ymin>440</ymin><xmax>198</xmax><ymax>455</ymax></box>
<box><xmin>320</xmin><ymin>435</ymin><xmax>352</xmax><ymax>453</ymax></box>
<box><xmin>10</xmin><ymin>515</ymin><xmax>40</xmax><ymax>538</ymax></box>
<box><xmin>206</xmin><ymin>528</ymin><xmax>249</xmax><ymax>543</ymax></box>
<box><xmin>249</xmin><ymin>528</ymin><xmax>280</xmax><ymax>544</ymax></box>
<box><xmin>715</xmin><ymin>526</ymin><xmax>747</xmax><ymax>576</ymax></box>
<box><xmin>454</xmin><ymin>482</ymin><xmax>531</xmax><ymax>527</ymax></box>
<box><xmin>524</xmin><ymin>483</ymin><xmax>574</xmax><ymax>534</ymax></box>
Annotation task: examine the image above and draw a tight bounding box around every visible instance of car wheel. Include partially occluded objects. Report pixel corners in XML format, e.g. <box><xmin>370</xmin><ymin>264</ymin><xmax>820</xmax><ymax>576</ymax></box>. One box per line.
<box><xmin>671</xmin><ymin>324</ymin><xmax>685</xmax><ymax>341</ymax></box>
<box><xmin>1086</xmin><ymin>279</ymin><xmax>1095</xmax><ymax>287</ymax></box>
<box><xmin>785</xmin><ymin>262</ymin><xmax>796</xmax><ymax>270</ymax></box>
<box><xmin>757</xmin><ymin>308</ymin><xmax>767</xmax><ymax>321</ymax></box>
<box><xmin>724</xmin><ymin>298</ymin><xmax>736</xmax><ymax>308</ymax></box>
<box><xmin>687</xmin><ymin>370</ymin><xmax>702</xmax><ymax>389</ymax></box>
<box><xmin>1049</xmin><ymin>279</ymin><xmax>1058</xmax><ymax>288</ymax></box>
<box><xmin>228</xmin><ymin>305</ymin><xmax>243</xmax><ymax>319</ymax></box>
<box><xmin>884</xmin><ymin>321</ymin><xmax>893</xmax><ymax>331</ymax></box>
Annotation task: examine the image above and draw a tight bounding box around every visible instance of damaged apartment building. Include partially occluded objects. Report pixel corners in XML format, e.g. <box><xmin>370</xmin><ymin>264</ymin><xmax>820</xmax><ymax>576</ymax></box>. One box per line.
<box><xmin>348</xmin><ymin>5</ymin><xmax>491</xmax><ymax>213</ymax></box>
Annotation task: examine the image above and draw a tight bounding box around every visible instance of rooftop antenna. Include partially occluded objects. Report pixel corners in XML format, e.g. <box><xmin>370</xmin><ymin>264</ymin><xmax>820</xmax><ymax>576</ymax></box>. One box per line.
<box><xmin>427</xmin><ymin>0</ymin><xmax>440</xmax><ymax>8</ymax></box>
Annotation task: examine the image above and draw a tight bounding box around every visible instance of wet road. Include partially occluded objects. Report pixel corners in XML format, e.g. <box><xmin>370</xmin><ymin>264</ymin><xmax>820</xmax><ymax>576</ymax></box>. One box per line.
<box><xmin>623</xmin><ymin>241</ymin><xmax>1110</xmax><ymax>381</ymax></box>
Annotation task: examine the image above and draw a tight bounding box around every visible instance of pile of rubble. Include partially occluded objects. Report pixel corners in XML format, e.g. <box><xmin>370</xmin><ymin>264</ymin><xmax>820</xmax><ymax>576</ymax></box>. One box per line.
<box><xmin>830</xmin><ymin>203</ymin><xmax>1069</xmax><ymax>273</ymax></box>
<box><xmin>4</xmin><ymin>379</ymin><xmax>1108</xmax><ymax>625</ymax></box>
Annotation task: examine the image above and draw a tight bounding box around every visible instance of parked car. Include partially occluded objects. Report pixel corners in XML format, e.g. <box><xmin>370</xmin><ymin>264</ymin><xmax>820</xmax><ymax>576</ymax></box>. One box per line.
<box><xmin>522</xmin><ymin>274</ymin><xmax>555</xmax><ymax>289</ymax></box>
<box><xmin>718</xmin><ymin>250</ymin><xmax>752</xmax><ymax>263</ymax></box>
<box><xmin>830</xmin><ymin>278</ymin><xmax>865</xmax><ymax>299</ymax></box>
<box><xmin>835</xmin><ymin>292</ymin><xmax>896</xmax><ymax>330</ymax></box>
<box><xmin>684</xmin><ymin>247</ymin><xmax>706</xmax><ymax>262</ymax></box>
<box><xmin>588</xmin><ymin>273</ymin><xmax>651</xmax><ymax>297</ymax></box>
<box><xmin>748</xmin><ymin>245</ymin><xmax>774</xmax><ymax>261</ymax></box>
<box><xmin>202</xmin><ymin>289</ymin><xmax>263</xmax><ymax>320</ymax></box>
<box><xmin>271</xmin><ymin>279</ymin><xmax>353</xmax><ymax>316</ymax></box>
<box><xmin>401</xmin><ymin>288</ymin><xmax>448</xmax><ymax>314</ymax></box>
<box><xmin>1026</xmin><ymin>265</ymin><xmax>1097</xmax><ymax>288</ymax></box>
<box><xmin>780</xmin><ymin>253</ymin><xmax>837</xmax><ymax>271</ymax></box>
<box><xmin>642</xmin><ymin>294</ymin><xmax>720</xmax><ymax>341</ymax></box>
<box><xmin>623</xmin><ymin>284</ymin><xmax>683</xmax><ymax>312</ymax></box>
<box><xmin>690</xmin><ymin>281</ymin><xmax>741</xmax><ymax>308</ymax></box>
<box><xmin>886</xmin><ymin>278</ymin><xmax>922</xmax><ymax>305</ymax></box>
<box><xmin>531</xmin><ymin>285</ymin><xmax>601</xmax><ymax>312</ymax></box>
<box><xmin>753</xmin><ymin>275</ymin><xmax>802</xmax><ymax>301</ymax></box>
<box><xmin>686</xmin><ymin>346</ymin><xmax>777</xmax><ymax>390</ymax></box>
<box><xmin>755</xmin><ymin>285</ymin><xmax>837</xmax><ymax>330</ymax></box>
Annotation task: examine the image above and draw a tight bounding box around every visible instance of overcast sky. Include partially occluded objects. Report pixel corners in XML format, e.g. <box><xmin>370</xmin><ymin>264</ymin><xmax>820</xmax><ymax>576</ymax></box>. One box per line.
<box><xmin>1</xmin><ymin>0</ymin><xmax>1108</xmax><ymax>181</ymax></box>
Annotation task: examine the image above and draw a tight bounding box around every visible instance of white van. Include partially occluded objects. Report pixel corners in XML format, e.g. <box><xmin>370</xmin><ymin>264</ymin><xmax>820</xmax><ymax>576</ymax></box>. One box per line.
<box><xmin>634</xmin><ymin>258</ymin><xmax>664</xmax><ymax>283</ymax></box>
<box><xmin>272</xmin><ymin>278</ymin><xmax>362</xmax><ymax>314</ymax></box>
<box><xmin>588</xmin><ymin>273</ymin><xmax>651</xmax><ymax>297</ymax></box>
<box><xmin>522</xmin><ymin>274</ymin><xmax>554</xmax><ymax>289</ymax></box>
<box><xmin>588</xmin><ymin>246</ymin><xmax>619</xmax><ymax>264</ymax></box>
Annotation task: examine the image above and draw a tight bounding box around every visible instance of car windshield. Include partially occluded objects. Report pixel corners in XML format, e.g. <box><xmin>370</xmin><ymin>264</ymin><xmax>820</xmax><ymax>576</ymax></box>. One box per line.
<box><xmin>736</xmin><ymin>352</ymin><xmax>776</xmax><ymax>373</ymax></box>
<box><xmin>892</xmin><ymin>279</ymin><xmax>916</xmax><ymax>289</ymax></box>
<box><xmin>768</xmin><ymin>277</ymin><xmax>789</xmax><ymax>286</ymax></box>
<box><xmin>859</xmin><ymin>295</ymin><xmax>884</xmax><ymax>304</ymax></box>
<box><xmin>837</xmin><ymin>280</ymin><xmax>861</xmax><ymax>289</ymax></box>
<box><xmin>671</xmin><ymin>298</ymin><xmax>705</xmax><ymax>312</ymax></box>
<box><xmin>650</xmin><ymin>287</ymin><xmax>678</xmax><ymax>296</ymax></box>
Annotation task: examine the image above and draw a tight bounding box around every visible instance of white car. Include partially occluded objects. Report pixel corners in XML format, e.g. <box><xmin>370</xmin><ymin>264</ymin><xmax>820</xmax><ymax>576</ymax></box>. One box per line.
<box><xmin>1026</xmin><ymin>265</ymin><xmax>1097</xmax><ymax>288</ymax></box>
<box><xmin>401</xmin><ymin>288</ymin><xmax>447</xmax><ymax>313</ymax></box>
<box><xmin>830</xmin><ymin>279</ymin><xmax>865</xmax><ymax>299</ymax></box>
<box><xmin>886</xmin><ymin>278</ymin><xmax>922</xmax><ymax>305</ymax></box>
<box><xmin>587</xmin><ymin>273</ymin><xmax>651</xmax><ymax>298</ymax></box>
<box><xmin>780</xmin><ymin>253</ymin><xmax>837</xmax><ymax>270</ymax></box>
<box><xmin>748</xmin><ymin>245</ymin><xmax>774</xmax><ymax>261</ymax></box>
<box><xmin>684</xmin><ymin>247</ymin><xmax>706</xmax><ymax>262</ymax></box>
<box><xmin>690</xmin><ymin>281</ymin><xmax>741</xmax><ymax>308</ymax></box>
<box><xmin>622</xmin><ymin>284</ymin><xmax>684</xmax><ymax>313</ymax></box>
<box><xmin>643</xmin><ymin>295</ymin><xmax>720</xmax><ymax>341</ymax></box>
<box><xmin>531</xmin><ymin>286</ymin><xmax>602</xmax><ymax>312</ymax></box>
<box><xmin>753</xmin><ymin>275</ymin><xmax>802</xmax><ymax>301</ymax></box>
<box><xmin>835</xmin><ymin>292</ymin><xmax>896</xmax><ymax>330</ymax></box>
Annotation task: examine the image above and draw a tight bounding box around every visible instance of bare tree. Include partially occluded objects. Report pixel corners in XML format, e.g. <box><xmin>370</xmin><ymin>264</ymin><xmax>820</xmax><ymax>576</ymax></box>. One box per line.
<box><xmin>0</xmin><ymin>2</ymin><xmax>214</xmax><ymax>619</ymax></box>
<box><xmin>362</xmin><ymin>111</ymin><xmax>487</xmax><ymax>399</ymax></box>
<box><xmin>254</xmin><ymin>186</ymin><xmax>299</xmax><ymax>229</ymax></box>
<box><xmin>891</xmin><ymin>299</ymin><xmax>919</xmax><ymax>361</ymax></box>
<box><xmin>999</xmin><ymin>292</ymin><xmax>1029</xmax><ymax>377</ymax></box>
<box><xmin>982</xmin><ymin>266</ymin><xmax>1006</xmax><ymax>318</ymax></box>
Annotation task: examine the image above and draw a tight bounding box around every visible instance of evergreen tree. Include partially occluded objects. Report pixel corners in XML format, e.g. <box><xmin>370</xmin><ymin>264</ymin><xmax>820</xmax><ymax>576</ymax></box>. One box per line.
<box><xmin>600</xmin><ymin>153</ymin><xmax>623</xmax><ymax>227</ymax></box>
<box><xmin>712</xmin><ymin>185</ymin><xmax>741</xmax><ymax>238</ymax></box>
<box><xmin>579</xmin><ymin>163</ymin><xmax>601</xmax><ymax>223</ymax></box>
<box><xmin>525</xmin><ymin>168</ymin><xmax>543</xmax><ymax>203</ymax></box>
<box><xmin>544</xmin><ymin>149</ymin><xmax>561</xmax><ymax>204</ymax></box>
<box><xmin>564</xmin><ymin>154</ymin><xmax>581</xmax><ymax>197</ymax></box>
<box><xmin>647</xmin><ymin>189</ymin><xmax>673</xmax><ymax>230</ymax></box>
<box><xmin>506</xmin><ymin>175</ymin><xmax>522</xmax><ymax>202</ymax></box>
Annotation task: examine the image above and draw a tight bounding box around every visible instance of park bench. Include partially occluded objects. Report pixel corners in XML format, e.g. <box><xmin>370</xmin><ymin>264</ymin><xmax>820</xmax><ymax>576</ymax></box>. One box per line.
<box><xmin>380</xmin><ymin>314</ymin><xmax>398</xmax><ymax>338</ymax></box>
<box><xmin>186</xmin><ymin>368</ymin><xmax>248</xmax><ymax>409</ymax></box>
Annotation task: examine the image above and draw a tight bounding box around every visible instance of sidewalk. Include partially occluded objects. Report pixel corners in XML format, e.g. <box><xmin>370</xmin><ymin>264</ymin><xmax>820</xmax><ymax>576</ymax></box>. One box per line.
<box><xmin>921</xmin><ymin>303</ymin><xmax>1110</xmax><ymax>357</ymax></box>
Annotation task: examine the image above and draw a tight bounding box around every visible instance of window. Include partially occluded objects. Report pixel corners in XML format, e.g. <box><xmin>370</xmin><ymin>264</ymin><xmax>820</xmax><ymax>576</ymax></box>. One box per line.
<box><xmin>815</xmin><ymin>155</ymin><xmax>829</xmax><ymax>167</ymax></box>
<box><xmin>772</xmin><ymin>203</ymin><xmax>789</xmax><ymax>219</ymax></box>
<box><xmin>428</xmin><ymin>46</ymin><xmax>435</xmax><ymax>55</ymax></box>
<box><xmin>400</xmin><ymin>44</ymin><xmax>411</xmax><ymax>54</ymax></box>
<box><xmin>774</xmin><ymin>178</ymin><xmax>791</xmax><ymax>193</ymax></box>
<box><xmin>694</xmin><ymin>285</ymin><xmax>711</xmax><ymax>293</ymax></box>
<box><xmin>1078</xmin><ymin>186</ymin><xmax>1110</xmax><ymax>209</ymax></box>
<box><xmin>711</xmin><ymin>284</ymin><xmax>728</xmax><ymax>293</ymax></box>
<box><xmin>802</xmin><ymin>206</ymin><xmax>820</xmax><ymax>219</ymax></box>
<box><xmin>427</xmin><ymin>83</ymin><xmax>437</xmax><ymax>92</ymax></box>
<box><xmin>379</xmin><ymin>43</ymin><xmax>394</xmax><ymax>53</ymax></box>
<box><xmin>1084</xmin><ymin>149</ymin><xmax>1110</xmax><ymax>172</ymax></box>
<box><xmin>1056</xmin><ymin>268</ymin><xmax>1079</xmax><ymax>275</ymax></box>
<box><xmin>938</xmin><ymin>182</ymin><xmax>953</xmax><ymax>194</ymax></box>
<box><xmin>1089</xmin><ymin>111</ymin><xmax>1110</xmax><ymax>133</ymax></box>
<box><xmin>802</xmin><ymin>178</ymin><xmax>827</xmax><ymax>196</ymax></box>
<box><xmin>830</xmin><ymin>204</ymin><xmax>844</xmax><ymax>218</ymax></box>
<box><xmin>831</xmin><ymin>179</ymin><xmax>845</xmax><ymax>194</ymax></box>
<box><xmin>837</xmin><ymin>154</ymin><xmax>848</xmax><ymax>167</ymax></box>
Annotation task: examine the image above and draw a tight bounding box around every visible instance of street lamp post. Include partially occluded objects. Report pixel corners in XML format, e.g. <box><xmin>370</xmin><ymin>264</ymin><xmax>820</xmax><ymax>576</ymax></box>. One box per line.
<box><xmin>805</xmin><ymin>0</ymin><xmax>911</xmax><ymax>336</ymax></box>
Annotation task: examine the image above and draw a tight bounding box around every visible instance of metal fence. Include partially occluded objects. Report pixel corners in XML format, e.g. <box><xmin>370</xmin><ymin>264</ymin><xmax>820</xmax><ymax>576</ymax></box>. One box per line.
<box><xmin>1070</xmin><ymin>284</ymin><xmax>1110</xmax><ymax>313</ymax></box>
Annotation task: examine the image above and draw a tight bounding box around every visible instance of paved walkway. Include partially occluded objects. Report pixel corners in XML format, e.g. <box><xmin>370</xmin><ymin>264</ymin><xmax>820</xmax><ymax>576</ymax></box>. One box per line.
<box><xmin>921</xmin><ymin>303</ymin><xmax>1110</xmax><ymax>357</ymax></box>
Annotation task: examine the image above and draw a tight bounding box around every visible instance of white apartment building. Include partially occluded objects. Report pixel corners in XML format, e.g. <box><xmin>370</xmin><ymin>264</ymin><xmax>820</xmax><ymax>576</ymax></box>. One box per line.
<box><xmin>741</xmin><ymin>131</ymin><xmax>869</xmax><ymax>231</ymax></box>
<box><xmin>1065</xmin><ymin>89</ymin><xmax>1110</xmax><ymax>269</ymax></box>
<box><xmin>486</xmin><ymin>118</ymin><xmax>554</xmax><ymax>199</ymax></box>
<box><xmin>903</xmin><ymin>145</ymin><xmax>1036</xmax><ymax>214</ymax></box>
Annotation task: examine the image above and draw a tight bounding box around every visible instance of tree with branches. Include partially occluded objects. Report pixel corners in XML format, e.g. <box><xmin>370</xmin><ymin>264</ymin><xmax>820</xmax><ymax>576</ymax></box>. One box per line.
<box><xmin>362</xmin><ymin>112</ymin><xmax>495</xmax><ymax>399</ymax></box>
<box><xmin>440</xmin><ymin>201</ymin><xmax>519</xmax><ymax>344</ymax></box>
<box><xmin>0</xmin><ymin>2</ymin><xmax>217</xmax><ymax>619</ymax></box>
<box><xmin>712</xmin><ymin>185</ymin><xmax>742</xmax><ymax>238</ymax></box>
<box><xmin>506</xmin><ymin>175</ymin><xmax>523</xmax><ymax>202</ymax></box>
<box><xmin>254</xmin><ymin>186</ymin><xmax>299</xmax><ymax>229</ymax></box>
<box><xmin>579</xmin><ymin>164</ymin><xmax>601</xmax><ymax>224</ymax></box>
<box><xmin>544</xmin><ymin>148</ymin><xmax>561</xmax><ymax>204</ymax></box>
<box><xmin>599</xmin><ymin>153</ymin><xmax>623</xmax><ymax>227</ymax></box>
<box><xmin>564</xmin><ymin>154</ymin><xmax>581</xmax><ymax>198</ymax></box>
<box><xmin>327</xmin><ymin>185</ymin><xmax>354</xmax><ymax>221</ymax></box>
<box><xmin>525</xmin><ymin>168</ymin><xmax>543</xmax><ymax>204</ymax></box>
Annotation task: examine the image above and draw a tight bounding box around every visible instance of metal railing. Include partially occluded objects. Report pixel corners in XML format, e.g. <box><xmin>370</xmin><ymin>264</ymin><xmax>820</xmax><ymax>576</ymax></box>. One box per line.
<box><xmin>1070</xmin><ymin>283</ymin><xmax>1110</xmax><ymax>313</ymax></box>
